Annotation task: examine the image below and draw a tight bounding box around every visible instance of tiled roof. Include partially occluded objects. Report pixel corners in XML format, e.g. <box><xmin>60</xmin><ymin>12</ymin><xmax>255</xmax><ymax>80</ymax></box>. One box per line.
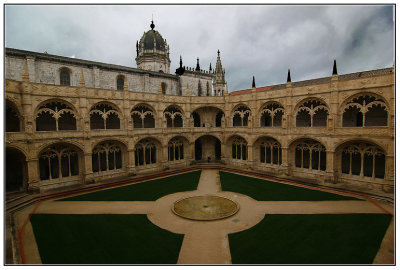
<box><xmin>338</xmin><ymin>68</ymin><xmax>393</xmax><ymax>80</ymax></box>
<box><xmin>229</xmin><ymin>67</ymin><xmax>393</xmax><ymax>95</ymax></box>
<box><xmin>292</xmin><ymin>77</ymin><xmax>331</xmax><ymax>87</ymax></box>
<box><xmin>229</xmin><ymin>85</ymin><xmax>275</xmax><ymax>96</ymax></box>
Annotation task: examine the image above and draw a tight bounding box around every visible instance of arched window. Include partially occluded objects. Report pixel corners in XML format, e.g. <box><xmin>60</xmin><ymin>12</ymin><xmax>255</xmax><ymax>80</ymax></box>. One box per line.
<box><xmin>161</xmin><ymin>82</ymin><xmax>167</xmax><ymax>94</ymax></box>
<box><xmin>90</xmin><ymin>103</ymin><xmax>121</xmax><ymax>130</ymax></box>
<box><xmin>92</xmin><ymin>142</ymin><xmax>122</xmax><ymax>173</ymax></box>
<box><xmin>296</xmin><ymin>100</ymin><xmax>329</xmax><ymax>127</ymax></box>
<box><xmin>36</xmin><ymin>101</ymin><xmax>77</xmax><ymax>131</ymax></box>
<box><xmin>39</xmin><ymin>145</ymin><xmax>79</xmax><ymax>180</ymax></box>
<box><xmin>260</xmin><ymin>103</ymin><xmax>284</xmax><ymax>127</ymax></box>
<box><xmin>131</xmin><ymin>105</ymin><xmax>155</xmax><ymax>128</ymax></box>
<box><xmin>135</xmin><ymin>139</ymin><xmax>157</xmax><ymax>166</ymax></box>
<box><xmin>60</xmin><ymin>68</ymin><xmax>71</xmax><ymax>86</ymax></box>
<box><xmin>294</xmin><ymin>139</ymin><xmax>326</xmax><ymax>171</ymax></box>
<box><xmin>198</xmin><ymin>80</ymin><xmax>202</xmax><ymax>96</ymax></box>
<box><xmin>342</xmin><ymin>95</ymin><xmax>388</xmax><ymax>127</ymax></box>
<box><xmin>233</xmin><ymin>106</ymin><xmax>251</xmax><ymax>127</ymax></box>
<box><xmin>168</xmin><ymin>138</ymin><xmax>184</xmax><ymax>161</ymax></box>
<box><xmin>116</xmin><ymin>76</ymin><xmax>124</xmax><ymax>90</ymax></box>
<box><xmin>259</xmin><ymin>138</ymin><xmax>282</xmax><ymax>165</ymax></box>
<box><xmin>341</xmin><ymin>142</ymin><xmax>385</xmax><ymax>179</ymax></box>
<box><xmin>232</xmin><ymin>136</ymin><xmax>247</xmax><ymax>160</ymax></box>
<box><xmin>164</xmin><ymin>106</ymin><xmax>183</xmax><ymax>128</ymax></box>
<box><xmin>206</xmin><ymin>82</ymin><xmax>210</xmax><ymax>96</ymax></box>
<box><xmin>6</xmin><ymin>101</ymin><xmax>21</xmax><ymax>132</ymax></box>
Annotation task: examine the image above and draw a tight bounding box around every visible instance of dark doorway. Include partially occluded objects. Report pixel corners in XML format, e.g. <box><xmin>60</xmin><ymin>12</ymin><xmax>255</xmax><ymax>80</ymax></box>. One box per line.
<box><xmin>6</xmin><ymin>148</ymin><xmax>27</xmax><ymax>192</ymax></box>
<box><xmin>192</xmin><ymin>112</ymin><xmax>201</xmax><ymax>127</ymax></box>
<box><xmin>195</xmin><ymin>139</ymin><xmax>202</xmax><ymax>160</ymax></box>
<box><xmin>215</xmin><ymin>140</ymin><xmax>221</xmax><ymax>160</ymax></box>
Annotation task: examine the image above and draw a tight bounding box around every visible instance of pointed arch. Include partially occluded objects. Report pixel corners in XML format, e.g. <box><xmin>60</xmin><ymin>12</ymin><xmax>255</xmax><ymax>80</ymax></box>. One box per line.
<box><xmin>254</xmin><ymin>136</ymin><xmax>282</xmax><ymax>165</ymax></box>
<box><xmin>341</xmin><ymin>93</ymin><xmax>388</xmax><ymax>127</ymax></box>
<box><xmin>336</xmin><ymin>140</ymin><xmax>386</xmax><ymax>179</ymax></box>
<box><xmin>35</xmin><ymin>100</ymin><xmax>77</xmax><ymax>131</ymax></box>
<box><xmin>164</xmin><ymin>105</ymin><xmax>184</xmax><ymax>128</ymax></box>
<box><xmin>131</xmin><ymin>104</ymin><xmax>155</xmax><ymax>128</ymax></box>
<box><xmin>232</xmin><ymin>105</ymin><xmax>251</xmax><ymax>127</ymax></box>
<box><xmin>134</xmin><ymin>138</ymin><xmax>159</xmax><ymax>167</ymax></box>
<box><xmin>89</xmin><ymin>102</ymin><xmax>121</xmax><ymax>130</ymax></box>
<box><xmin>259</xmin><ymin>102</ymin><xmax>285</xmax><ymax>127</ymax></box>
<box><xmin>38</xmin><ymin>143</ymin><xmax>83</xmax><ymax>181</ymax></box>
<box><xmin>92</xmin><ymin>140</ymin><xmax>126</xmax><ymax>173</ymax></box>
<box><xmin>290</xmin><ymin>138</ymin><xmax>326</xmax><ymax>171</ymax></box>
<box><xmin>295</xmin><ymin>98</ymin><xmax>329</xmax><ymax>127</ymax></box>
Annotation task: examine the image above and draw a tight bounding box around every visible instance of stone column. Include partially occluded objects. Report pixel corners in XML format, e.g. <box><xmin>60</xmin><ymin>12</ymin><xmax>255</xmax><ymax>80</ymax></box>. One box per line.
<box><xmin>162</xmin><ymin>145</ymin><xmax>169</xmax><ymax>168</ymax></box>
<box><xmin>280</xmin><ymin>147</ymin><xmax>289</xmax><ymax>176</ymax></box>
<box><xmin>27</xmin><ymin>158</ymin><xmax>40</xmax><ymax>192</ymax></box>
<box><xmin>189</xmin><ymin>142</ymin><xmax>195</xmax><ymax>162</ymax></box>
<box><xmin>220</xmin><ymin>142</ymin><xmax>226</xmax><ymax>163</ymax></box>
<box><xmin>83</xmin><ymin>153</ymin><xmax>94</xmax><ymax>184</ymax></box>
<box><xmin>325</xmin><ymin>150</ymin><xmax>335</xmax><ymax>183</ymax></box>
<box><xmin>247</xmin><ymin>144</ymin><xmax>253</xmax><ymax>168</ymax></box>
<box><xmin>127</xmin><ymin>149</ymin><xmax>136</xmax><ymax>175</ymax></box>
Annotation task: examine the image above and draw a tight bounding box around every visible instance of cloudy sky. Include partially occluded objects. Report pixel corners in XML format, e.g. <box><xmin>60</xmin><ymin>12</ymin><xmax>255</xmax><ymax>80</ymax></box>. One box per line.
<box><xmin>5</xmin><ymin>4</ymin><xmax>394</xmax><ymax>92</ymax></box>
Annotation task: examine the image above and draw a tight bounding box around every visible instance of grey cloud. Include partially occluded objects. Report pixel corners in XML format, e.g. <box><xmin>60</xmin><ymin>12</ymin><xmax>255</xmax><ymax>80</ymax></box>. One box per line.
<box><xmin>5</xmin><ymin>4</ymin><xmax>394</xmax><ymax>92</ymax></box>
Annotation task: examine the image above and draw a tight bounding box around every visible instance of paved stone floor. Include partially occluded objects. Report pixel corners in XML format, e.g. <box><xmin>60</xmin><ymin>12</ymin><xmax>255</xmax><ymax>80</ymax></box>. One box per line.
<box><xmin>14</xmin><ymin>169</ymin><xmax>394</xmax><ymax>264</ymax></box>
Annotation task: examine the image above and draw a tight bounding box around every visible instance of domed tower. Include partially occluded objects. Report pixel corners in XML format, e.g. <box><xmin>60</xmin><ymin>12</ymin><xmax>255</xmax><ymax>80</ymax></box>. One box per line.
<box><xmin>136</xmin><ymin>20</ymin><xmax>171</xmax><ymax>73</ymax></box>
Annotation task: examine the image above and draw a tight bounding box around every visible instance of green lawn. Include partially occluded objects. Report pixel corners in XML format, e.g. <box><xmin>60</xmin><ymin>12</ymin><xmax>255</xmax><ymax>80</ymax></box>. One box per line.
<box><xmin>228</xmin><ymin>214</ymin><xmax>392</xmax><ymax>264</ymax></box>
<box><xmin>220</xmin><ymin>171</ymin><xmax>361</xmax><ymax>201</ymax></box>
<box><xmin>59</xmin><ymin>170</ymin><xmax>201</xmax><ymax>201</ymax></box>
<box><xmin>30</xmin><ymin>214</ymin><xmax>184</xmax><ymax>264</ymax></box>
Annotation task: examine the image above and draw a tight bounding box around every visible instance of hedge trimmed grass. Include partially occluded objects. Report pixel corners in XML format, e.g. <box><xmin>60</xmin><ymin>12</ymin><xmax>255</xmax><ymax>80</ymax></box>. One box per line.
<box><xmin>30</xmin><ymin>214</ymin><xmax>183</xmax><ymax>264</ymax></box>
<box><xmin>220</xmin><ymin>171</ymin><xmax>360</xmax><ymax>201</ymax></box>
<box><xmin>60</xmin><ymin>170</ymin><xmax>201</xmax><ymax>201</ymax></box>
<box><xmin>229</xmin><ymin>214</ymin><xmax>392</xmax><ymax>264</ymax></box>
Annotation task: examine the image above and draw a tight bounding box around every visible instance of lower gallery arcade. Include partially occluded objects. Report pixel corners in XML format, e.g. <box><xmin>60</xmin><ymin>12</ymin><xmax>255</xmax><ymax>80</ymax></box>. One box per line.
<box><xmin>5</xmin><ymin>132</ymin><xmax>391</xmax><ymax>193</ymax></box>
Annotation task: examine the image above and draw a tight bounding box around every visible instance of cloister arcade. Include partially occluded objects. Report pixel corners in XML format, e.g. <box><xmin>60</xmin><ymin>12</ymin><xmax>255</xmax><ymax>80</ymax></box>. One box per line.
<box><xmin>5</xmin><ymin>85</ymin><xmax>394</xmax><ymax>193</ymax></box>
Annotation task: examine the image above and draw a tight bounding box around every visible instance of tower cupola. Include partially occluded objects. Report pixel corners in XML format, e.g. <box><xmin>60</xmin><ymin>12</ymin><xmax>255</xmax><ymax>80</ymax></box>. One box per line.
<box><xmin>135</xmin><ymin>20</ymin><xmax>171</xmax><ymax>73</ymax></box>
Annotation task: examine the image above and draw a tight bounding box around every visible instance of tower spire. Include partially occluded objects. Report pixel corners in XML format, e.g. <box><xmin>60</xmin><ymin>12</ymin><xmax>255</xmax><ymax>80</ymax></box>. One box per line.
<box><xmin>287</xmin><ymin>69</ymin><xmax>291</xmax><ymax>83</ymax></box>
<box><xmin>196</xmin><ymin>57</ymin><xmax>200</xmax><ymax>71</ymax></box>
<box><xmin>175</xmin><ymin>55</ymin><xmax>185</xmax><ymax>75</ymax></box>
<box><xmin>150</xmin><ymin>16</ymin><xmax>155</xmax><ymax>30</ymax></box>
<box><xmin>332</xmin><ymin>59</ymin><xmax>338</xmax><ymax>75</ymax></box>
<box><xmin>252</xmin><ymin>76</ymin><xmax>256</xmax><ymax>88</ymax></box>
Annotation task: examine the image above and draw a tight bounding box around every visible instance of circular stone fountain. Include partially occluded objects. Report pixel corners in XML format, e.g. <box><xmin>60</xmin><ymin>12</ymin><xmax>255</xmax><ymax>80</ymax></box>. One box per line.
<box><xmin>172</xmin><ymin>195</ymin><xmax>239</xmax><ymax>221</ymax></box>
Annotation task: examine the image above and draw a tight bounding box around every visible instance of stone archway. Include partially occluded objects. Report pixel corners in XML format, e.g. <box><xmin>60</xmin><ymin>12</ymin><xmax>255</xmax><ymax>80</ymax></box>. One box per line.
<box><xmin>6</xmin><ymin>148</ymin><xmax>28</xmax><ymax>192</ymax></box>
<box><xmin>194</xmin><ymin>135</ymin><xmax>221</xmax><ymax>162</ymax></box>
